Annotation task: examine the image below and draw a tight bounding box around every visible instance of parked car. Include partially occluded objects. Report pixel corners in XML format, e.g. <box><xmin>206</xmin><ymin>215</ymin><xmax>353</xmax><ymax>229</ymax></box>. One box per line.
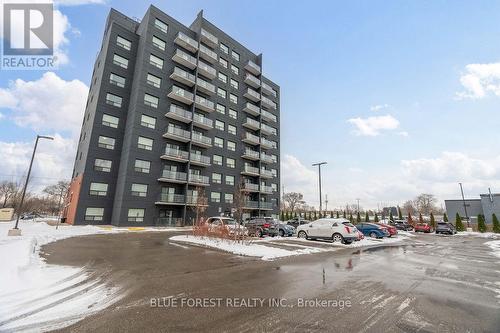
<box><xmin>390</xmin><ymin>220</ymin><xmax>414</xmax><ymax>231</ymax></box>
<box><xmin>356</xmin><ymin>223</ymin><xmax>390</xmax><ymax>238</ymax></box>
<box><xmin>286</xmin><ymin>217</ymin><xmax>309</xmax><ymax>229</ymax></box>
<box><xmin>376</xmin><ymin>223</ymin><xmax>398</xmax><ymax>237</ymax></box>
<box><xmin>355</xmin><ymin>229</ymin><xmax>365</xmax><ymax>241</ymax></box>
<box><xmin>20</xmin><ymin>212</ymin><xmax>42</xmax><ymax>220</ymax></box>
<box><xmin>414</xmin><ymin>223</ymin><xmax>433</xmax><ymax>233</ymax></box>
<box><xmin>277</xmin><ymin>223</ymin><xmax>295</xmax><ymax>237</ymax></box>
<box><xmin>435</xmin><ymin>222</ymin><xmax>457</xmax><ymax>235</ymax></box>
<box><xmin>245</xmin><ymin>217</ymin><xmax>279</xmax><ymax>237</ymax></box>
<box><xmin>205</xmin><ymin>217</ymin><xmax>248</xmax><ymax>237</ymax></box>
<box><xmin>296</xmin><ymin>218</ymin><xmax>358</xmax><ymax>244</ymax></box>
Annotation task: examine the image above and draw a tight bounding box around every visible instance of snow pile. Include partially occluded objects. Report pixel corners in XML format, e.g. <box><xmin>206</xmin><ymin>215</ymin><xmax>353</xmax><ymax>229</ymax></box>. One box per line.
<box><xmin>169</xmin><ymin>235</ymin><xmax>335</xmax><ymax>260</ymax></box>
<box><xmin>456</xmin><ymin>231</ymin><xmax>499</xmax><ymax>239</ymax></box>
<box><xmin>485</xmin><ymin>240</ymin><xmax>500</xmax><ymax>259</ymax></box>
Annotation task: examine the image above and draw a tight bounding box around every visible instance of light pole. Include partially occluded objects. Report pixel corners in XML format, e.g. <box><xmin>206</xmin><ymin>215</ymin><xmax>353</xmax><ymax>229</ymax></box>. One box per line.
<box><xmin>312</xmin><ymin>162</ymin><xmax>327</xmax><ymax>215</ymax></box>
<box><xmin>9</xmin><ymin>135</ymin><xmax>54</xmax><ymax>236</ymax></box>
<box><xmin>459</xmin><ymin>182</ymin><xmax>470</xmax><ymax>228</ymax></box>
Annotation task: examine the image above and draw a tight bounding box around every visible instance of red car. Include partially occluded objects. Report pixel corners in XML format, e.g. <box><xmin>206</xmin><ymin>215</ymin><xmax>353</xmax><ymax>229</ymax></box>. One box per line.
<box><xmin>414</xmin><ymin>223</ymin><xmax>432</xmax><ymax>233</ymax></box>
<box><xmin>376</xmin><ymin>223</ymin><xmax>398</xmax><ymax>237</ymax></box>
<box><xmin>355</xmin><ymin>229</ymin><xmax>365</xmax><ymax>241</ymax></box>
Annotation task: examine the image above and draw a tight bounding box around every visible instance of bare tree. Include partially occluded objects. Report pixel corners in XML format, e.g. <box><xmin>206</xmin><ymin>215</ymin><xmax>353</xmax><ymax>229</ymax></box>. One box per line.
<box><xmin>232</xmin><ymin>181</ymin><xmax>249</xmax><ymax>243</ymax></box>
<box><xmin>283</xmin><ymin>192</ymin><xmax>305</xmax><ymax>213</ymax></box>
<box><xmin>189</xmin><ymin>186</ymin><xmax>208</xmax><ymax>227</ymax></box>
<box><xmin>43</xmin><ymin>180</ymin><xmax>70</xmax><ymax>214</ymax></box>
<box><xmin>0</xmin><ymin>181</ymin><xmax>18</xmax><ymax>208</ymax></box>
<box><xmin>414</xmin><ymin>193</ymin><xmax>437</xmax><ymax>215</ymax></box>
<box><xmin>401</xmin><ymin>200</ymin><xmax>416</xmax><ymax>216</ymax></box>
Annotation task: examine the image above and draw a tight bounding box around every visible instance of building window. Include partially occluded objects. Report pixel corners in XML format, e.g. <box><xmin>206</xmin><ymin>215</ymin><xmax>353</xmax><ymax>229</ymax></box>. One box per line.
<box><xmin>152</xmin><ymin>36</ymin><xmax>166</xmax><ymax>51</ymax></box>
<box><xmin>228</xmin><ymin>124</ymin><xmax>236</xmax><ymax>135</ymax></box>
<box><xmin>102</xmin><ymin>114</ymin><xmax>119</xmax><ymax>128</ymax></box>
<box><xmin>271</xmin><ymin>183</ymin><xmax>277</xmax><ymax>191</ymax></box>
<box><xmin>212</xmin><ymin>173</ymin><xmax>222</xmax><ymax>184</ymax></box>
<box><xmin>218</xmin><ymin>72</ymin><xmax>227</xmax><ymax>84</ymax></box>
<box><xmin>229</xmin><ymin>109</ymin><xmax>237</xmax><ymax>119</ymax></box>
<box><xmin>135</xmin><ymin>159</ymin><xmax>150</xmax><ymax>173</ymax></box>
<box><xmin>229</xmin><ymin>94</ymin><xmax>238</xmax><ymax>104</ymax></box>
<box><xmin>154</xmin><ymin>18</ymin><xmax>168</xmax><ymax>33</ymax></box>
<box><xmin>231</xmin><ymin>64</ymin><xmax>239</xmax><ymax>75</ymax></box>
<box><xmin>211</xmin><ymin>192</ymin><xmax>221</xmax><ymax>203</ymax></box>
<box><xmin>219</xmin><ymin>57</ymin><xmax>228</xmax><ymax>68</ymax></box>
<box><xmin>109</xmin><ymin>73</ymin><xmax>125</xmax><ymax>87</ymax></box>
<box><xmin>215</xmin><ymin>120</ymin><xmax>224</xmax><ymax>131</ymax></box>
<box><xmin>216</xmin><ymin>103</ymin><xmax>225</xmax><ymax>115</ymax></box>
<box><xmin>116</xmin><ymin>36</ymin><xmax>131</xmax><ymax>51</ymax></box>
<box><xmin>144</xmin><ymin>93</ymin><xmax>159</xmax><ymax>108</ymax></box>
<box><xmin>98</xmin><ymin>136</ymin><xmax>115</xmax><ymax>150</ymax></box>
<box><xmin>89</xmin><ymin>182</ymin><xmax>108</xmax><ymax>196</ymax></box>
<box><xmin>146</xmin><ymin>73</ymin><xmax>161</xmax><ymax>88</ymax></box>
<box><xmin>230</xmin><ymin>79</ymin><xmax>239</xmax><ymax>90</ymax></box>
<box><xmin>138</xmin><ymin>136</ymin><xmax>153</xmax><ymax>150</ymax></box>
<box><xmin>226</xmin><ymin>158</ymin><xmax>235</xmax><ymax>168</ymax></box>
<box><xmin>220</xmin><ymin>42</ymin><xmax>229</xmax><ymax>54</ymax></box>
<box><xmin>225</xmin><ymin>193</ymin><xmax>233</xmax><ymax>204</ymax></box>
<box><xmin>131</xmin><ymin>183</ymin><xmax>148</xmax><ymax>197</ymax></box>
<box><xmin>213</xmin><ymin>155</ymin><xmax>223</xmax><ymax>165</ymax></box>
<box><xmin>214</xmin><ymin>137</ymin><xmax>224</xmax><ymax>148</ymax></box>
<box><xmin>113</xmin><ymin>54</ymin><xmax>128</xmax><ymax>69</ymax></box>
<box><xmin>106</xmin><ymin>93</ymin><xmax>122</xmax><ymax>107</ymax></box>
<box><xmin>217</xmin><ymin>87</ymin><xmax>227</xmax><ymax>99</ymax></box>
<box><xmin>141</xmin><ymin>114</ymin><xmax>156</xmax><ymax>129</ymax></box>
<box><xmin>149</xmin><ymin>54</ymin><xmax>164</xmax><ymax>69</ymax></box>
<box><xmin>271</xmin><ymin>168</ymin><xmax>277</xmax><ymax>177</ymax></box>
<box><xmin>128</xmin><ymin>208</ymin><xmax>145</xmax><ymax>222</ymax></box>
<box><xmin>94</xmin><ymin>159</ymin><xmax>111</xmax><ymax>172</ymax></box>
<box><xmin>227</xmin><ymin>140</ymin><xmax>236</xmax><ymax>151</ymax></box>
<box><xmin>85</xmin><ymin>207</ymin><xmax>104</xmax><ymax>221</ymax></box>
<box><xmin>231</xmin><ymin>50</ymin><xmax>240</xmax><ymax>62</ymax></box>
<box><xmin>225</xmin><ymin>175</ymin><xmax>234</xmax><ymax>186</ymax></box>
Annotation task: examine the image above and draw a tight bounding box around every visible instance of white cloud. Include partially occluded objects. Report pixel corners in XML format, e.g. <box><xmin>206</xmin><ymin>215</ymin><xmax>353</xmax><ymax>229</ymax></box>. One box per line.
<box><xmin>281</xmin><ymin>154</ymin><xmax>318</xmax><ymax>205</ymax></box>
<box><xmin>0</xmin><ymin>72</ymin><xmax>88</xmax><ymax>137</ymax></box>
<box><xmin>457</xmin><ymin>62</ymin><xmax>500</xmax><ymax>99</ymax></box>
<box><xmin>347</xmin><ymin>114</ymin><xmax>400</xmax><ymax>136</ymax></box>
<box><xmin>370</xmin><ymin>104</ymin><xmax>390</xmax><ymax>112</ymax></box>
<box><xmin>397</xmin><ymin>131</ymin><xmax>409</xmax><ymax>137</ymax></box>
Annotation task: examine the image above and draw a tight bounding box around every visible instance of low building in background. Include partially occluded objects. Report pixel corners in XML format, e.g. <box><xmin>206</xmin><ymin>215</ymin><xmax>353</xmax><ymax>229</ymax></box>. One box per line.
<box><xmin>445</xmin><ymin>192</ymin><xmax>500</xmax><ymax>224</ymax></box>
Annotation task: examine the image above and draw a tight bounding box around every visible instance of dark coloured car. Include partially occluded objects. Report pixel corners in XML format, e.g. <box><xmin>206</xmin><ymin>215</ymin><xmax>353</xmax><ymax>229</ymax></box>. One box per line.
<box><xmin>390</xmin><ymin>220</ymin><xmax>414</xmax><ymax>231</ymax></box>
<box><xmin>414</xmin><ymin>223</ymin><xmax>433</xmax><ymax>233</ymax></box>
<box><xmin>356</xmin><ymin>223</ymin><xmax>390</xmax><ymax>238</ymax></box>
<box><xmin>435</xmin><ymin>222</ymin><xmax>457</xmax><ymax>235</ymax></box>
<box><xmin>277</xmin><ymin>223</ymin><xmax>295</xmax><ymax>237</ymax></box>
<box><xmin>286</xmin><ymin>217</ymin><xmax>309</xmax><ymax>229</ymax></box>
<box><xmin>245</xmin><ymin>217</ymin><xmax>279</xmax><ymax>237</ymax></box>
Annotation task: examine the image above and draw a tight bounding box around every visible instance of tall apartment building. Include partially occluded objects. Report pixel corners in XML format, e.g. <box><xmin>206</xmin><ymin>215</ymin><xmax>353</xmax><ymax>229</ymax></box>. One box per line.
<box><xmin>63</xmin><ymin>6</ymin><xmax>280</xmax><ymax>226</ymax></box>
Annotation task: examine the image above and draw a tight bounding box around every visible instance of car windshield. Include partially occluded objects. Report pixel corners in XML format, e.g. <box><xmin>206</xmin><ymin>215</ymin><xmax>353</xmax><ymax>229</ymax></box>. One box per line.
<box><xmin>222</xmin><ymin>219</ymin><xmax>236</xmax><ymax>225</ymax></box>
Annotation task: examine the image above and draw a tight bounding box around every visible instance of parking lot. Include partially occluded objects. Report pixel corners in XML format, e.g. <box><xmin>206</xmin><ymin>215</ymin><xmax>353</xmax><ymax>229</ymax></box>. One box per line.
<box><xmin>34</xmin><ymin>230</ymin><xmax>500</xmax><ymax>332</ymax></box>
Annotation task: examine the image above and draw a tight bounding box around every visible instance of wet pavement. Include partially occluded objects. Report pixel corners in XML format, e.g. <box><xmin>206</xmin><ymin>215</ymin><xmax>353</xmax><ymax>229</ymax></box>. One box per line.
<box><xmin>41</xmin><ymin>232</ymin><xmax>500</xmax><ymax>332</ymax></box>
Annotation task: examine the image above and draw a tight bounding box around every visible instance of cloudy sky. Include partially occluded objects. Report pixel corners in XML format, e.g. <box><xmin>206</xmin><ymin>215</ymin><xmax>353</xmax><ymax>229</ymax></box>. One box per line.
<box><xmin>1</xmin><ymin>0</ymin><xmax>500</xmax><ymax>210</ymax></box>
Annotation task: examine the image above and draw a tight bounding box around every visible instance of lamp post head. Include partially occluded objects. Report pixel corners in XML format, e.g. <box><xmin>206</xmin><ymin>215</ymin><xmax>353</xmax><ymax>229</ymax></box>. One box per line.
<box><xmin>38</xmin><ymin>135</ymin><xmax>54</xmax><ymax>140</ymax></box>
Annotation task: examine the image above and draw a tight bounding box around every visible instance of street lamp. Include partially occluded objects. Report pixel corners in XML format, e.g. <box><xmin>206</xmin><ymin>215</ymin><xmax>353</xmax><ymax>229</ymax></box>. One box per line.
<box><xmin>459</xmin><ymin>182</ymin><xmax>470</xmax><ymax>228</ymax></box>
<box><xmin>312</xmin><ymin>162</ymin><xmax>327</xmax><ymax>215</ymax></box>
<box><xmin>9</xmin><ymin>135</ymin><xmax>54</xmax><ymax>236</ymax></box>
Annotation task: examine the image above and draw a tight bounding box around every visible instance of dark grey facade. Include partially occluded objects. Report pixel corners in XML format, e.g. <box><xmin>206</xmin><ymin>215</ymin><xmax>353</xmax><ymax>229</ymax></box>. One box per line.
<box><xmin>445</xmin><ymin>192</ymin><xmax>500</xmax><ymax>224</ymax></box>
<box><xmin>67</xmin><ymin>6</ymin><xmax>280</xmax><ymax>226</ymax></box>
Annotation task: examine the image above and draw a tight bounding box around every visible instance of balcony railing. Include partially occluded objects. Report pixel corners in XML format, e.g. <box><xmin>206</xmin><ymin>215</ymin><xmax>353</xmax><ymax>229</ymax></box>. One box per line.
<box><xmin>164</xmin><ymin>125</ymin><xmax>191</xmax><ymax>142</ymax></box>
<box><xmin>260</xmin><ymin>153</ymin><xmax>274</xmax><ymax>164</ymax></box>
<box><xmin>261</xmin><ymin>109</ymin><xmax>277</xmax><ymax>123</ymax></box>
<box><xmin>243</xmin><ymin>117</ymin><xmax>260</xmax><ymax>130</ymax></box>
<box><xmin>261</xmin><ymin>82</ymin><xmax>277</xmax><ymax>97</ymax></box>
<box><xmin>244</xmin><ymin>88</ymin><xmax>260</xmax><ymax>102</ymax></box>
<box><xmin>156</xmin><ymin>193</ymin><xmax>185</xmax><ymax>204</ymax></box>
<box><xmin>260</xmin><ymin>185</ymin><xmax>273</xmax><ymax>194</ymax></box>
<box><xmin>172</xmin><ymin>49</ymin><xmax>197</xmax><ymax>69</ymax></box>
<box><xmin>243</xmin><ymin>200</ymin><xmax>259</xmax><ymax>209</ymax></box>
<box><xmin>190</xmin><ymin>153</ymin><xmax>211</xmax><ymax>166</ymax></box>
<box><xmin>168</xmin><ymin>86</ymin><xmax>194</xmax><ymax>105</ymax></box>
<box><xmin>165</xmin><ymin>104</ymin><xmax>192</xmax><ymax>123</ymax></box>
<box><xmin>170</xmin><ymin>67</ymin><xmax>196</xmax><ymax>86</ymax></box>
<box><xmin>242</xmin><ymin>183</ymin><xmax>259</xmax><ymax>191</ymax></box>
<box><xmin>261</xmin><ymin>96</ymin><xmax>277</xmax><ymax>109</ymax></box>
<box><xmin>242</xmin><ymin>148</ymin><xmax>260</xmax><ymax>160</ymax></box>
<box><xmin>200</xmin><ymin>28</ymin><xmax>218</xmax><ymax>47</ymax></box>
<box><xmin>188</xmin><ymin>173</ymin><xmax>210</xmax><ymax>185</ymax></box>
<box><xmin>260</xmin><ymin>169</ymin><xmax>273</xmax><ymax>178</ymax></box>
<box><xmin>259</xmin><ymin>202</ymin><xmax>274</xmax><ymax>210</ymax></box>
<box><xmin>156</xmin><ymin>217</ymin><xmax>184</xmax><ymax>227</ymax></box>
<box><xmin>161</xmin><ymin>147</ymin><xmax>189</xmax><ymax>161</ymax></box>
<box><xmin>261</xmin><ymin>123</ymin><xmax>277</xmax><ymax>135</ymax></box>
<box><xmin>243</xmin><ymin>103</ymin><xmax>260</xmax><ymax>116</ymax></box>
<box><xmin>244</xmin><ymin>60</ymin><xmax>261</xmax><ymax>76</ymax></box>
<box><xmin>193</xmin><ymin>113</ymin><xmax>213</xmax><ymax>129</ymax></box>
<box><xmin>174</xmin><ymin>31</ymin><xmax>198</xmax><ymax>53</ymax></box>
<box><xmin>198</xmin><ymin>61</ymin><xmax>216</xmax><ymax>79</ymax></box>
<box><xmin>199</xmin><ymin>44</ymin><xmax>218</xmax><ymax>63</ymax></box>
<box><xmin>260</xmin><ymin>137</ymin><xmax>274</xmax><ymax>149</ymax></box>
<box><xmin>196</xmin><ymin>78</ymin><xmax>216</xmax><ymax>94</ymax></box>
<box><xmin>242</xmin><ymin>132</ymin><xmax>260</xmax><ymax>145</ymax></box>
<box><xmin>244</xmin><ymin>73</ymin><xmax>261</xmax><ymax>88</ymax></box>
<box><xmin>242</xmin><ymin>165</ymin><xmax>260</xmax><ymax>176</ymax></box>
<box><xmin>159</xmin><ymin>170</ymin><xmax>187</xmax><ymax>182</ymax></box>
<box><xmin>192</xmin><ymin>133</ymin><xmax>212</xmax><ymax>147</ymax></box>
<box><xmin>195</xmin><ymin>95</ymin><xmax>215</xmax><ymax>112</ymax></box>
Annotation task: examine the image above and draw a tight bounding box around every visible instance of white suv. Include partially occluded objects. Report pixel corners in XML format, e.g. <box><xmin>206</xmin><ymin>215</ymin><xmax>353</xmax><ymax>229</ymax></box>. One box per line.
<box><xmin>296</xmin><ymin>218</ymin><xmax>358</xmax><ymax>244</ymax></box>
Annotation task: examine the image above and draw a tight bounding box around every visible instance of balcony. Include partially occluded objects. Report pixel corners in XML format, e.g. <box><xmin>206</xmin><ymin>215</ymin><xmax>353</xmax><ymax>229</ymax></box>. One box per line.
<box><xmin>260</xmin><ymin>185</ymin><xmax>273</xmax><ymax>194</ymax></box>
<box><xmin>243</xmin><ymin>103</ymin><xmax>260</xmax><ymax>116</ymax></box>
<box><xmin>189</xmin><ymin>153</ymin><xmax>211</xmax><ymax>167</ymax></box>
<box><xmin>196</xmin><ymin>78</ymin><xmax>216</xmax><ymax>95</ymax></box>
<box><xmin>155</xmin><ymin>193</ymin><xmax>185</xmax><ymax>205</ymax></box>
<box><xmin>242</xmin><ymin>132</ymin><xmax>260</xmax><ymax>145</ymax></box>
<box><xmin>158</xmin><ymin>170</ymin><xmax>187</xmax><ymax>184</ymax></box>
<box><xmin>261</xmin><ymin>96</ymin><xmax>277</xmax><ymax>109</ymax></box>
<box><xmin>174</xmin><ymin>31</ymin><xmax>198</xmax><ymax>53</ymax></box>
<box><xmin>199</xmin><ymin>44</ymin><xmax>218</xmax><ymax>64</ymax></box>
<box><xmin>168</xmin><ymin>86</ymin><xmax>194</xmax><ymax>105</ymax></box>
<box><xmin>261</xmin><ymin>82</ymin><xmax>277</xmax><ymax>97</ymax></box>
<box><xmin>192</xmin><ymin>132</ymin><xmax>212</xmax><ymax>148</ymax></box>
<box><xmin>186</xmin><ymin>195</ymin><xmax>209</xmax><ymax>206</ymax></box>
<box><xmin>243</xmin><ymin>117</ymin><xmax>260</xmax><ymax>130</ymax></box>
<box><xmin>163</xmin><ymin>125</ymin><xmax>191</xmax><ymax>142</ymax></box>
<box><xmin>200</xmin><ymin>28</ymin><xmax>218</xmax><ymax>48</ymax></box>
<box><xmin>260</xmin><ymin>137</ymin><xmax>274</xmax><ymax>149</ymax></box>
<box><xmin>197</xmin><ymin>61</ymin><xmax>216</xmax><ymax>80</ymax></box>
<box><xmin>170</xmin><ymin>67</ymin><xmax>195</xmax><ymax>87</ymax></box>
<box><xmin>165</xmin><ymin>104</ymin><xmax>192</xmax><ymax>123</ymax></box>
<box><xmin>241</xmin><ymin>165</ymin><xmax>260</xmax><ymax>176</ymax></box>
<box><xmin>259</xmin><ymin>202</ymin><xmax>274</xmax><ymax>210</ymax></box>
<box><xmin>260</xmin><ymin>153</ymin><xmax>274</xmax><ymax>164</ymax></box>
<box><xmin>261</xmin><ymin>109</ymin><xmax>277</xmax><ymax>123</ymax></box>
<box><xmin>192</xmin><ymin>113</ymin><xmax>213</xmax><ymax>130</ymax></box>
<box><xmin>261</xmin><ymin>123</ymin><xmax>277</xmax><ymax>136</ymax></box>
<box><xmin>241</xmin><ymin>182</ymin><xmax>259</xmax><ymax>192</ymax></box>
<box><xmin>156</xmin><ymin>217</ymin><xmax>184</xmax><ymax>227</ymax></box>
<box><xmin>244</xmin><ymin>73</ymin><xmax>261</xmax><ymax>88</ymax></box>
<box><xmin>243</xmin><ymin>200</ymin><xmax>259</xmax><ymax>209</ymax></box>
<box><xmin>161</xmin><ymin>147</ymin><xmax>189</xmax><ymax>162</ymax></box>
<box><xmin>172</xmin><ymin>49</ymin><xmax>197</xmax><ymax>69</ymax></box>
<box><xmin>245</xmin><ymin>60</ymin><xmax>261</xmax><ymax>76</ymax></box>
<box><xmin>260</xmin><ymin>168</ymin><xmax>273</xmax><ymax>179</ymax></box>
<box><xmin>244</xmin><ymin>88</ymin><xmax>260</xmax><ymax>102</ymax></box>
<box><xmin>242</xmin><ymin>148</ymin><xmax>260</xmax><ymax>160</ymax></box>
<box><xmin>195</xmin><ymin>95</ymin><xmax>215</xmax><ymax>112</ymax></box>
<box><xmin>188</xmin><ymin>173</ymin><xmax>210</xmax><ymax>186</ymax></box>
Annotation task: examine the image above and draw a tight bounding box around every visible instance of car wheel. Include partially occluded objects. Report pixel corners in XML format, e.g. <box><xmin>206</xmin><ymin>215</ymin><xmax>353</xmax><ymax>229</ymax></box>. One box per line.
<box><xmin>255</xmin><ymin>229</ymin><xmax>262</xmax><ymax>238</ymax></box>
<box><xmin>298</xmin><ymin>231</ymin><xmax>308</xmax><ymax>239</ymax></box>
<box><xmin>369</xmin><ymin>232</ymin><xmax>378</xmax><ymax>238</ymax></box>
<box><xmin>344</xmin><ymin>240</ymin><xmax>353</xmax><ymax>245</ymax></box>
<box><xmin>279</xmin><ymin>229</ymin><xmax>284</xmax><ymax>237</ymax></box>
<box><xmin>332</xmin><ymin>233</ymin><xmax>344</xmax><ymax>243</ymax></box>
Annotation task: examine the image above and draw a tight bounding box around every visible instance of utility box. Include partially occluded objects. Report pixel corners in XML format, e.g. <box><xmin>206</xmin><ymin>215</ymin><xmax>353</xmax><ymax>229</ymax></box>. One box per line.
<box><xmin>0</xmin><ymin>208</ymin><xmax>15</xmax><ymax>222</ymax></box>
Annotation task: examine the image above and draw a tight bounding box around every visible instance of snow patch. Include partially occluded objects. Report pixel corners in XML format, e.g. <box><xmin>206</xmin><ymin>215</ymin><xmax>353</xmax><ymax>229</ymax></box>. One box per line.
<box><xmin>456</xmin><ymin>232</ymin><xmax>499</xmax><ymax>239</ymax></box>
<box><xmin>397</xmin><ymin>297</ymin><xmax>414</xmax><ymax>313</ymax></box>
<box><xmin>485</xmin><ymin>240</ymin><xmax>500</xmax><ymax>258</ymax></box>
